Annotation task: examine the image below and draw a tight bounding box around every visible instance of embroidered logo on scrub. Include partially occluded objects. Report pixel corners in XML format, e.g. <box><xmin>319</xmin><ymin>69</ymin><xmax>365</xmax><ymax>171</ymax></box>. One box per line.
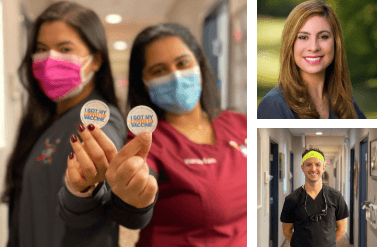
<box><xmin>36</xmin><ymin>138</ymin><xmax>61</xmax><ymax>164</ymax></box>
<box><xmin>229</xmin><ymin>138</ymin><xmax>247</xmax><ymax>157</ymax></box>
<box><xmin>184</xmin><ymin>158</ymin><xmax>217</xmax><ymax>165</ymax></box>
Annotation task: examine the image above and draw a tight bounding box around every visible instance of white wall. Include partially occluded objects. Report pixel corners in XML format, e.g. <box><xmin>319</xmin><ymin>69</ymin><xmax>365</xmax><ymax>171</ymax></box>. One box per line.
<box><xmin>291</xmin><ymin>135</ymin><xmax>305</xmax><ymax>190</ymax></box>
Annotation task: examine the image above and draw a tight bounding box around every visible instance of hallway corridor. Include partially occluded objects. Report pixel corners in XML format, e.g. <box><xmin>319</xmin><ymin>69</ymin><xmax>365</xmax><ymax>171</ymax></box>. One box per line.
<box><xmin>257</xmin><ymin>128</ymin><xmax>377</xmax><ymax>247</ymax></box>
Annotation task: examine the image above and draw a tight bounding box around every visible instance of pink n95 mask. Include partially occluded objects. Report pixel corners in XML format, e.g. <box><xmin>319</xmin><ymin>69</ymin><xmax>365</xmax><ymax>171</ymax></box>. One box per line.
<box><xmin>32</xmin><ymin>49</ymin><xmax>94</xmax><ymax>102</ymax></box>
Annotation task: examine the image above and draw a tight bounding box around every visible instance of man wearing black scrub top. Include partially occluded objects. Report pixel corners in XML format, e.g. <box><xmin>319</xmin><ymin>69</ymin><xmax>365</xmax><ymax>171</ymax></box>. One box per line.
<box><xmin>280</xmin><ymin>148</ymin><xmax>349</xmax><ymax>247</ymax></box>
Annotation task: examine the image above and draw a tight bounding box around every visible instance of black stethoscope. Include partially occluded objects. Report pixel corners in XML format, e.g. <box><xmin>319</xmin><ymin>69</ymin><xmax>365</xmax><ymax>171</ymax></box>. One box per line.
<box><xmin>303</xmin><ymin>185</ymin><xmax>328</xmax><ymax>222</ymax></box>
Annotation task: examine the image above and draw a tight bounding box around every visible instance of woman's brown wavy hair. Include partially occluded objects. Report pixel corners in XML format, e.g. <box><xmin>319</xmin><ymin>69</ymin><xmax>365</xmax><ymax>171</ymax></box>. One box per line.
<box><xmin>278</xmin><ymin>0</ymin><xmax>358</xmax><ymax>118</ymax></box>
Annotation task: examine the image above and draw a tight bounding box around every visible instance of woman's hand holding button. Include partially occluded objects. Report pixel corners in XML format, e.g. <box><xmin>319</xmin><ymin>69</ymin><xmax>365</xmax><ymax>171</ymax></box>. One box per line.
<box><xmin>66</xmin><ymin>124</ymin><xmax>117</xmax><ymax>193</ymax></box>
<box><xmin>105</xmin><ymin>131</ymin><xmax>158</xmax><ymax>208</ymax></box>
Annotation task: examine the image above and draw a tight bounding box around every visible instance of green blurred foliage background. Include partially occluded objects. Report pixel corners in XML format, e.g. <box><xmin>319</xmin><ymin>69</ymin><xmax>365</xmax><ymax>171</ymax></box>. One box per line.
<box><xmin>257</xmin><ymin>0</ymin><xmax>377</xmax><ymax>118</ymax></box>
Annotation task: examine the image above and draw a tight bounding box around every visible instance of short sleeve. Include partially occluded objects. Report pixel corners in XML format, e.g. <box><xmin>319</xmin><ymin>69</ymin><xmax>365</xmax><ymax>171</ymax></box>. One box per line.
<box><xmin>280</xmin><ymin>197</ymin><xmax>296</xmax><ymax>223</ymax></box>
<box><xmin>336</xmin><ymin>193</ymin><xmax>349</xmax><ymax>221</ymax></box>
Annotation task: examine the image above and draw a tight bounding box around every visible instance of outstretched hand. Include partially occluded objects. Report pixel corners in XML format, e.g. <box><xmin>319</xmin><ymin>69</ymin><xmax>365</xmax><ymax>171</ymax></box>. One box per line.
<box><xmin>106</xmin><ymin>131</ymin><xmax>158</xmax><ymax>208</ymax></box>
<box><xmin>65</xmin><ymin>124</ymin><xmax>158</xmax><ymax>208</ymax></box>
<box><xmin>66</xmin><ymin>124</ymin><xmax>117</xmax><ymax>192</ymax></box>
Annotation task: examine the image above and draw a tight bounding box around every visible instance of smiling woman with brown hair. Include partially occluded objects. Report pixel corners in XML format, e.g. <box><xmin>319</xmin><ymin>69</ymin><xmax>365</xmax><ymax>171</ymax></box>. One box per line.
<box><xmin>257</xmin><ymin>0</ymin><xmax>366</xmax><ymax>119</ymax></box>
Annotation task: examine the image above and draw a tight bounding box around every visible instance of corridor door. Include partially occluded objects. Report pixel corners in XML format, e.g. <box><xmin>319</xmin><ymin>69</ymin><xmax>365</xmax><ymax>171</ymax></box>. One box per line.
<box><xmin>349</xmin><ymin>148</ymin><xmax>354</xmax><ymax>245</ymax></box>
<box><xmin>359</xmin><ymin>138</ymin><xmax>368</xmax><ymax>247</ymax></box>
<box><xmin>269</xmin><ymin>141</ymin><xmax>279</xmax><ymax>247</ymax></box>
<box><xmin>202</xmin><ymin>0</ymin><xmax>229</xmax><ymax>110</ymax></box>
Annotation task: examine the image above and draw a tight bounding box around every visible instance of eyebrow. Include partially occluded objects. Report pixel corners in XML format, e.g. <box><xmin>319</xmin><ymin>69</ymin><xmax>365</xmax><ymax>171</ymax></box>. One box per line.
<box><xmin>36</xmin><ymin>41</ymin><xmax>74</xmax><ymax>46</ymax></box>
<box><xmin>146</xmin><ymin>54</ymin><xmax>192</xmax><ymax>73</ymax></box>
<box><xmin>297</xmin><ymin>30</ymin><xmax>332</xmax><ymax>35</ymax></box>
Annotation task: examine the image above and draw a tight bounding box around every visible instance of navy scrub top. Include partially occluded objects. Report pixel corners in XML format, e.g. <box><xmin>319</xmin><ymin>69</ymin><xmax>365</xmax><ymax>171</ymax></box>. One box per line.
<box><xmin>257</xmin><ymin>86</ymin><xmax>367</xmax><ymax>119</ymax></box>
<box><xmin>280</xmin><ymin>184</ymin><xmax>349</xmax><ymax>247</ymax></box>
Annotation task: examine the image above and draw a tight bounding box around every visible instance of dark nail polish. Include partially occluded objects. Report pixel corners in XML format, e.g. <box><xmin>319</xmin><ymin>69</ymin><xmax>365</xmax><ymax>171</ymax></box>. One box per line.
<box><xmin>71</xmin><ymin>135</ymin><xmax>78</xmax><ymax>143</ymax></box>
<box><xmin>77</xmin><ymin>124</ymin><xmax>85</xmax><ymax>133</ymax></box>
<box><xmin>88</xmin><ymin>124</ymin><xmax>95</xmax><ymax>131</ymax></box>
<box><xmin>69</xmin><ymin>152</ymin><xmax>74</xmax><ymax>159</ymax></box>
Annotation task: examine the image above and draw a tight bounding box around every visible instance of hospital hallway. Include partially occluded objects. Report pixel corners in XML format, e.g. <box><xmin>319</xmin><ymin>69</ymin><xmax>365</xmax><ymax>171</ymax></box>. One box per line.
<box><xmin>257</xmin><ymin>128</ymin><xmax>377</xmax><ymax>247</ymax></box>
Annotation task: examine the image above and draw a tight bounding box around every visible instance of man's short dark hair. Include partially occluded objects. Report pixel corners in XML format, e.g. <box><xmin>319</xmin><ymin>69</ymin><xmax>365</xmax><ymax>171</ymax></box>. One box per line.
<box><xmin>302</xmin><ymin>148</ymin><xmax>325</xmax><ymax>160</ymax></box>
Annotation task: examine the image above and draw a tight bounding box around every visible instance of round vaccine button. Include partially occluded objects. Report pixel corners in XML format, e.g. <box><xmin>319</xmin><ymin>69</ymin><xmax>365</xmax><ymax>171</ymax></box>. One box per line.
<box><xmin>80</xmin><ymin>100</ymin><xmax>110</xmax><ymax>128</ymax></box>
<box><xmin>127</xmin><ymin>105</ymin><xmax>158</xmax><ymax>135</ymax></box>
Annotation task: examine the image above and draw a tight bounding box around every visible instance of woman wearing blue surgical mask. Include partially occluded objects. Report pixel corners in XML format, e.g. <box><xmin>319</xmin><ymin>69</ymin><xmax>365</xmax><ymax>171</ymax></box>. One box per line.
<box><xmin>64</xmin><ymin>23</ymin><xmax>247</xmax><ymax>246</ymax></box>
<box><xmin>1</xmin><ymin>2</ymin><xmax>127</xmax><ymax>246</ymax></box>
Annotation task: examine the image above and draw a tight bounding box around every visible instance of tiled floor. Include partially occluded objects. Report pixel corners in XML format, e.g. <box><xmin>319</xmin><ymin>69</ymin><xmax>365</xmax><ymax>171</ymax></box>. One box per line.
<box><xmin>282</xmin><ymin>235</ymin><xmax>352</xmax><ymax>247</ymax></box>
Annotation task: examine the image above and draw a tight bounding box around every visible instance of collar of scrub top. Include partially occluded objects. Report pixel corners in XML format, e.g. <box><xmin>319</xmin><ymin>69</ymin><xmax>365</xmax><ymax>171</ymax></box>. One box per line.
<box><xmin>302</xmin><ymin>185</ymin><xmax>328</xmax><ymax>222</ymax></box>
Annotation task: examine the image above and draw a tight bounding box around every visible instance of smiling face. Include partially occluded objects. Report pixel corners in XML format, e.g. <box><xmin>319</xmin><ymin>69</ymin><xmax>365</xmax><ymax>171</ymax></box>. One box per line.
<box><xmin>293</xmin><ymin>15</ymin><xmax>335</xmax><ymax>81</ymax></box>
<box><xmin>301</xmin><ymin>157</ymin><xmax>326</xmax><ymax>183</ymax></box>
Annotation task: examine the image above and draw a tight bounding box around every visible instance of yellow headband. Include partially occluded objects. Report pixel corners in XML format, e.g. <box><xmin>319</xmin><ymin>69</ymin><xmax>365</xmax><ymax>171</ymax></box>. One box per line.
<box><xmin>302</xmin><ymin>151</ymin><xmax>325</xmax><ymax>166</ymax></box>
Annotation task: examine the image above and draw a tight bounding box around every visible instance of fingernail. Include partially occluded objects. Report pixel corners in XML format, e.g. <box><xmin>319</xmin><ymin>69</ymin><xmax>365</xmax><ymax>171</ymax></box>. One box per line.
<box><xmin>71</xmin><ymin>134</ymin><xmax>78</xmax><ymax>143</ymax></box>
<box><xmin>77</xmin><ymin>124</ymin><xmax>85</xmax><ymax>133</ymax></box>
<box><xmin>69</xmin><ymin>152</ymin><xmax>74</xmax><ymax>159</ymax></box>
<box><xmin>88</xmin><ymin>124</ymin><xmax>95</xmax><ymax>131</ymax></box>
<box><xmin>142</xmin><ymin>131</ymin><xmax>151</xmax><ymax>140</ymax></box>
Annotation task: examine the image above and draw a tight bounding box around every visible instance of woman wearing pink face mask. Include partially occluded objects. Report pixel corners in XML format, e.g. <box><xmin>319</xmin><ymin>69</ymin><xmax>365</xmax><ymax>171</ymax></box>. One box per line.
<box><xmin>1</xmin><ymin>2</ymin><xmax>127</xmax><ymax>246</ymax></box>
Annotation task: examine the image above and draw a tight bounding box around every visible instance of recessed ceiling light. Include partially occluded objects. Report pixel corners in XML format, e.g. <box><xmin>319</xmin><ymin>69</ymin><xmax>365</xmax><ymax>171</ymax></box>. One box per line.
<box><xmin>316</xmin><ymin>132</ymin><xmax>322</xmax><ymax>135</ymax></box>
<box><xmin>113</xmin><ymin>41</ymin><xmax>127</xmax><ymax>50</ymax></box>
<box><xmin>105</xmin><ymin>14</ymin><xmax>122</xmax><ymax>24</ymax></box>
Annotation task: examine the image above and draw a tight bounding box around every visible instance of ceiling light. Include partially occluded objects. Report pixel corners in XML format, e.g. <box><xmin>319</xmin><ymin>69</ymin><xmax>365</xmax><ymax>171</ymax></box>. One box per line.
<box><xmin>105</xmin><ymin>14</ymin><xmax>122</xmax><ymax>24</ymax></box>
<box><xmin>316</xmin><ymin>132</ymin><xmax>322</xmax><ymax>135</ymax></box>
<box><xmin>113</xmin><ymin>41</ymin><xmax>127</xmax><ymax>50</ymax></box>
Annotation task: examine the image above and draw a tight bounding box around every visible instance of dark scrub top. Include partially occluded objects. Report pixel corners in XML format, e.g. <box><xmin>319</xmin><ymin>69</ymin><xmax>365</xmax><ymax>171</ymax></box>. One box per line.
<box><xmin>280</xmin><ymin>184</ymin><xmax>349</xmax><ymax>247</ymax></box>
<box><xmin>257</xmin><ymin>86</ymin><xmax>367</xmax><ymax>119</ymax></box>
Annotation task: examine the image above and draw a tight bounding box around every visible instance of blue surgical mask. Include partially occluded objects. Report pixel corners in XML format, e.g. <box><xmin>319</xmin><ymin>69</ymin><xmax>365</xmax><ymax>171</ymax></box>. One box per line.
<box><xmin>144</xmin><ymin>66</ymin><xmax>202</xmax><ymax>114</ymax></box>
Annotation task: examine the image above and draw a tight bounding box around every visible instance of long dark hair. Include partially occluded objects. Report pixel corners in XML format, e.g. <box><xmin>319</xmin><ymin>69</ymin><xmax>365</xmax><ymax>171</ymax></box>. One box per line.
<box><xmin>127</xmin><ymin>23</ymin><xmax>220</xmax><ymax>120</ymax></box>
<box><xmin>1</xmin><ymin>1</ymin><xmax>118</xmax><ymax>202</ymax></box>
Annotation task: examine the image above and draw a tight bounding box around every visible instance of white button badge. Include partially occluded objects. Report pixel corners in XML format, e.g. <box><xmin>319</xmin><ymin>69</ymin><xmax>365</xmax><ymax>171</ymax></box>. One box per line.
<box><xmin>80</xmin><ymin>100</ymin><xmax>110</xmax><ymax>128</ymax></box>
<box><xmin>127</xmin><ymin>105</ymin><xmax>158</xmax><ymax>135</ymax></box>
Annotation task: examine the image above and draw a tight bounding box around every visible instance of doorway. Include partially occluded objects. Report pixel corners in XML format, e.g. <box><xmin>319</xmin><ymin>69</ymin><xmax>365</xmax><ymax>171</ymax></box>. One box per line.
<box><xmin>202</xmin><ymin>0</ymin><xmax>229</xmax><ymax>110</ymax></box>
<box><xmin>359</xmin><ymin>138</ymin><xmax>368</xmax><ymax>247</ymax></box>
<box><xmin>349</xmin><ymin>148</ymin><xmax>354</xmax><ymax>245</ymax></box>
<box><xmin>269</xmin><ymin>141</ymin><xmax>279</xmax><ymax>247</ymax></box>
